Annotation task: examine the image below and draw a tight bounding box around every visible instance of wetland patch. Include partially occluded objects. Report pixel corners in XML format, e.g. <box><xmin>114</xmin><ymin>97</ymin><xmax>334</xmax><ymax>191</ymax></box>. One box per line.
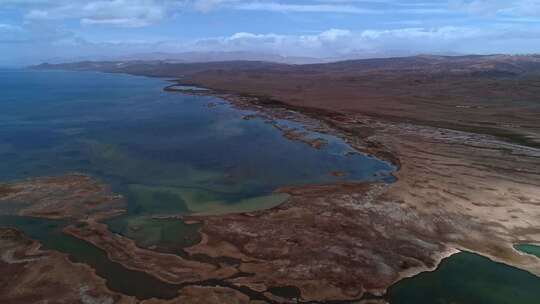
<box><xmin>0</xmin><ymin>216</ymin><xmax>180</xmax><ymax>300</ymax></box>
<box><xmin>0</xmin><ymin>69</ymin><xmax>395</xmax><ymax>298</ymax></box>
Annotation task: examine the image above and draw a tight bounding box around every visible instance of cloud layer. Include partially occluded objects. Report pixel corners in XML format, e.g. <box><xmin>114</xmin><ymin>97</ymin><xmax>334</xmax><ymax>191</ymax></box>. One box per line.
<box><xmin>1</xmin><ymin>1</ymin><xmax>540</xmax><ymax>65</ymax></box>
<box><xmin>5</xmin><ymin>1</ymin><xmax>539</xmax><ymax>27</ymax></box>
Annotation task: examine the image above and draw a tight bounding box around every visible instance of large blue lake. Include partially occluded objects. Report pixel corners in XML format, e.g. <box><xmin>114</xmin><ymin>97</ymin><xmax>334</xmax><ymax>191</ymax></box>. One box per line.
<box><xmin>0</xmin><ymin>68</ymin><xmax>393</xmax><ymax>250</ymax></box>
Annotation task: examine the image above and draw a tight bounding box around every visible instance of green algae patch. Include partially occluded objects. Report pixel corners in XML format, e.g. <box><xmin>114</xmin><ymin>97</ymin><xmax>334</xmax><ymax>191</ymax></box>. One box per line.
<box><xmin>184</xmin><ymin>192</ymin><xmax>290</xmax><ymax>215</ymax></box>
<box><xmin>125</xmin><ymin>184</ymin><xmax>190</xmax><ymax>215</ymax></box>
<box><xmin>106</xmin><ymin>215</ymin><xmax>202</xmax><ymax>253</ymax></box>
<box><xmin>123</xmin><ymin>184</ymin><xmax>289</xmax><ymax>216</ymax></box>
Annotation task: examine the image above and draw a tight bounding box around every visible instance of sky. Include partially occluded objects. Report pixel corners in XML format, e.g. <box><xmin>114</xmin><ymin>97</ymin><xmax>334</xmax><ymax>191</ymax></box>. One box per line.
<box><xmin>1</xmin><ymin>0</ymin><xmax>540</xmax><ymax>65</ymax></box>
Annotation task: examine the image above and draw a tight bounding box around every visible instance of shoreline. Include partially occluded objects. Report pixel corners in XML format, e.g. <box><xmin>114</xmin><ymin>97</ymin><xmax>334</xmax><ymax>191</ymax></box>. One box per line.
<box><xmin>163</xmin><ymin>81</ymin><xmax>402</xmax><ymax>167</ymax></box>
<box><xmin>2</xmin><ymin>69</ymin><xmax>540</xmax><ymax>303</ymax></box>
<box><xmin>161</xmin><ymin>79</ymin><xmax>540</xmax><ymax>297</ymax></box>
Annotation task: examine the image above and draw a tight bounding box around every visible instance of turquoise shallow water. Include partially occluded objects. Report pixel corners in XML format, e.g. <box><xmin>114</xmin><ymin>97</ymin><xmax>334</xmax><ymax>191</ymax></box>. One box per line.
<box><xmin>515</xmin><ymin>244</ymin><xmax>540</xmax><ymax>258</ymax></box>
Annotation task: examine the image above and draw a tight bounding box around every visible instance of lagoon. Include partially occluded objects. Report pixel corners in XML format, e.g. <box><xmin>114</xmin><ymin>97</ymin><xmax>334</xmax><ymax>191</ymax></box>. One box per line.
<box><xmin>388</xmin><ymin>252</ymin><xmax>540</xmax><ymax>304</ymax></box>
<box><xmin>515</xmin><ymin>244</ymin><xmax>540</xmax><ymax>258</ymax></box>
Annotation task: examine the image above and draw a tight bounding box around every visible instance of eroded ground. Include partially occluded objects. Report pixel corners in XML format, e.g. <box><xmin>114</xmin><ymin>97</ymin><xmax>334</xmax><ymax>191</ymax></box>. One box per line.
<box><xmin>0</xmin><ymin>227</ymin><xmax>131</xmax><ymax>304</ymax></box>
<box><xmin>1</xmin><ymin>107</ymin><xmax>540</xmax><ymax>303</ymax></box>
<box><xmin>4</xmin><ymin>56</ymin><xmax>540</xmax><ymax>303</ymax></box>
<box><xmin>0</xmin><ymin>174</ymin><xmax>124</xmax><ymax>220</ymax></box>
<box><xmin>182</xmin><ymin>110</ymin><xmax>540</xmax><ymax>301</ymax></box>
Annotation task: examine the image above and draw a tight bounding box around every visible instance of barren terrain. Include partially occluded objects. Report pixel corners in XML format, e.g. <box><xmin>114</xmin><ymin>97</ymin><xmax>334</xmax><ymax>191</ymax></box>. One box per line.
<box><xmin>3</xmin><ymin>55</ymin><xmax>539</xmax><ymax>302</ymax></box>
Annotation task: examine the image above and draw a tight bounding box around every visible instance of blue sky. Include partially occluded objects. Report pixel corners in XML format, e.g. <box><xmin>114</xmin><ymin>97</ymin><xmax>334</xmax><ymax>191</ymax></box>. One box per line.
<box><xmin>1</xmin><ymin>0</ymin><xmax>540</xmax><ymax>65</ymax></box>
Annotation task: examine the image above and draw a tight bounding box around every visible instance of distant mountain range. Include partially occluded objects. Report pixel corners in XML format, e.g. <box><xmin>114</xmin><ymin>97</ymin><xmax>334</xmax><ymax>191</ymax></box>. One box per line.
<box><xmin>31</xmin><ymin>49</ymin><xmax>474</xmax><ymax>66</ymax></box>
<box><xmin>35</xmin><ymin>51</ymin><xmax>326</xmax><ymax>65</ymax></box>
<box><xmin>34</xmin><ymin>54</ymin><xmax>540</xmax><ymax>77</ymax></box>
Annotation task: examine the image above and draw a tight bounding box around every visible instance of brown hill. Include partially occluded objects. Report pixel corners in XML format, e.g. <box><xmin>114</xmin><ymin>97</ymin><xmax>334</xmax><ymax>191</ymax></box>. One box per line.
<box><xmin>34</xmin><ymin>55</ymin><xmax>540</xmax><ymax>147</ymax></box>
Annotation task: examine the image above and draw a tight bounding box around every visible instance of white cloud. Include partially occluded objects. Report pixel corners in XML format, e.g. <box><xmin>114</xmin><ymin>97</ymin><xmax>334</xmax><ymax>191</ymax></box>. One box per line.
<box><xmin>179</xmin><ymin>27</ymin><xmax>478</xmax><ymax>57</ymax></box>
<box><xmin>177</xmin><ymin>25</ymin><xmax>540</xmax><ymax>57</ymax></box>
<box><xmin>0</xmin><ymin>23</ymin><xmax>26</xmax><ymax>43</ymax></box>
<box><xmin>319</xmin><ymin>28</ymin><xmax>352</xmax><ymax>40</ymax></box>
<box><xmin>234</xmin><ymin>1</ymin><xmax>447</xmax><ymax>14</ymax></box>
<box><xmin>4</xmin><ymin>24</ymin><xmax>540</xmax><ymax>66</ymax></box>
<box><xmin>1</xmin><ymin>0</ymin><xmax>453</xmax><ymax>27</ymax></box>
<box><xmin>2</xmin><ymin>1</ymin><xmax>540</xmax><ymax>65</ymax></box>
<box><xmin>450</xmin><ymin>0</ymin><xmax>540</xmax><ymax>18</ymax></box>
<box><xmin>0</xmin><ymin>22</ymin><xmax>74</xmax><ymax>44</ymax></box>
<box><xmin>192</xmin><ymin>0</ymin><xmax>241</xmax><ymax>12</ymax></box>
<box><xmin>0</xmin><ymin>23</ymin><xmax>21</xmax><ymax>31</ymax></box>
<box><xmin>360</xmin><ymin>26</ymin><xmax>481</xmax><ymax>41</ymax></box>
<box><xmin>19</xmin><ymin>0</ymin><xmax>180</xmax><ymax>27</ymax></box>
<box><xmin>235</xmin><ymin>2</ymin><xmax>377</xmax><ymax>13</ymax></box>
